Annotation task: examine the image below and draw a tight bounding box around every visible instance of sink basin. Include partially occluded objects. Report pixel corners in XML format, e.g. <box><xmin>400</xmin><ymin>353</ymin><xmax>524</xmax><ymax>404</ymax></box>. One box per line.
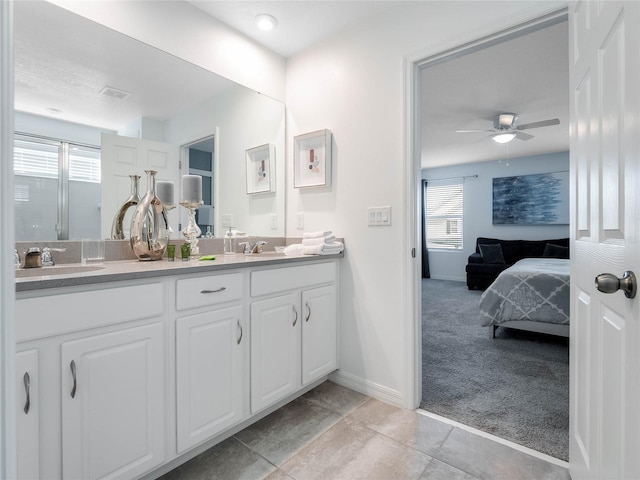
<box><xmin>15</xmin><ymin>265</ymin><xmax>105</xmax><ymax>278</ymax></box>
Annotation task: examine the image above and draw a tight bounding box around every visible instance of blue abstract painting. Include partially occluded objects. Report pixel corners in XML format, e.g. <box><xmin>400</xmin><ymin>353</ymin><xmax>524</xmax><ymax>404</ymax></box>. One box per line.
<box><xmin>493</xmin><ymin>171</ymin><xmax>569</xmax><ymax>225</ymax></box>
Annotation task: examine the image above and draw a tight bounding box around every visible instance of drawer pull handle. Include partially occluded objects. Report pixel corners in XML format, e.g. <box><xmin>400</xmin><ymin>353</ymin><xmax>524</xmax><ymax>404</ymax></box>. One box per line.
<box><xmin>200</xmin><ymin>287</ymin><xmax>227</xmax><ymax>294</ymax></box>
<box><xmin>23</xmin><ymin>372</ymin><xmax>30</xmax><ymax>414</ymax></box>
<box><xmin>70</xmin><ymin>360</ymin><xmax>77</xmax><ymax>399</ymax></box>
<box><xmin>292</xmin><ymin>305</ymin><xmax>298</xmax><ymax>327</ymax></box>
<box><xmin>237</xmin><ymin>319</ymin><xmax>243</xmax><ymax>345</ymax></box>
<box><xmin>305</xmin><ymin>301</ymin><xmax>311</xmax><ymax>322</ymax></box>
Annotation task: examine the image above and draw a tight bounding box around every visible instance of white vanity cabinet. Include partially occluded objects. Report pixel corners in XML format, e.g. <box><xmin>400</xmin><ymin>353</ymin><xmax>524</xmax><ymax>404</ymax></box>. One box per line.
<box><xmin>14</xmin><ymin>256</ymin><xmax>340</xmax><ymax>479</ymax></box>
<box><xmin>174</xmin><ymin>273</ymin><xmax>245</xmax><ymax>453</ymax></box>
<box><xmin>250</xmin><ymin>262</ymin><xmax>337</xmax><ymax>413</ymax></box>
<box><xmin>61</xmin><ymin>322</ymin><xmax>165</xmax><ymax>480</ymax></box>
<box><xmin>16</xmin><ymin>349</ymin><xmax>39</xmax><ymax>480</ymax></box>
<box><xmin>15</xmin><ymin>282</ymin><xmax>167</xmax><ymax>480</ymax></box>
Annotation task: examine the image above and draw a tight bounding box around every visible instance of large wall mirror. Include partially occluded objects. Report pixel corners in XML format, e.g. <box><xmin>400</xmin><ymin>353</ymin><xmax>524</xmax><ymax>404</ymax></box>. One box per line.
<box><xmin>14</xmin><ymin>1</ymin><xmax>285</xmax><ymax>242</ymax></box>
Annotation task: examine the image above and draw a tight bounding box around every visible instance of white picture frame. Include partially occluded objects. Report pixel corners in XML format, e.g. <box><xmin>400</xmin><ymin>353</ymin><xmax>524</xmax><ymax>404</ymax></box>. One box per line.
<box><xmin>245</xmin><ymin>143</ymin><xmax>274</xmax><ymax>194</ymax></box>
<box><xmin>294</xmin><ymin>129</ymin><xmax>332</xmax><ymax>188</ymax></box>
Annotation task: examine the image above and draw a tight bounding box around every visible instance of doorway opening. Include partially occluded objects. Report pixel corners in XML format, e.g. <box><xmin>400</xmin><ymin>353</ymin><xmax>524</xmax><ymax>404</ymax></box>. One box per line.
<box><xmin>415</xmin><ymin>13</ymin><xmax>570</xmax><ymax>462</ymax></box>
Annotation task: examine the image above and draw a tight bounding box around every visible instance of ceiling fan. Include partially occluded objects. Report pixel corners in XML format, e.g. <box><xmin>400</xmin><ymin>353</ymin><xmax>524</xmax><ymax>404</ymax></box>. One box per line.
<box><xmin>456</xmin><ymin>113</ymin><xmax>560</xmax><ymax>144</ymax></box>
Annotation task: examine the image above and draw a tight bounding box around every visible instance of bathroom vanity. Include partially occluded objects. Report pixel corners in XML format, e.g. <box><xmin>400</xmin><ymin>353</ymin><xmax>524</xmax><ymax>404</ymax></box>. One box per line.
<box><xmin>14</xmin><ymin>253</ymin><xmax>340</xmax><ymax>479</ymax></box>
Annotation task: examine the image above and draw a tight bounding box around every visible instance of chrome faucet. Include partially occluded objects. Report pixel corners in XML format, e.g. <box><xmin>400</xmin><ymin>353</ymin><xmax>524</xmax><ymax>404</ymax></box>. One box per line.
<box><xmin>23</xmin><ymin>247</ymin><xmax>42</xmax><ymax>268</ymax></box>
<box><xmin>42</xmin><ymin>247</ymin><xmax>66</xmax><ymax>266</ymax></box>
<box><xmin>239</xmin><ymin>241</ymin><xmax>267</xmax><ymax>254</ymax></box>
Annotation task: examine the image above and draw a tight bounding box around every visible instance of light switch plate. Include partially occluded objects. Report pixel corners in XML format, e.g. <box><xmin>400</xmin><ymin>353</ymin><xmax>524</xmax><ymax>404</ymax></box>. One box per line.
<box><xmin>222</xmin><ymin>214</ymin><xmax>233</xmax><ymax>227</ymax></box>
<box><xmin>297</xmin><ymin>212</ymin><xmax>304</xmax><ymax>229</ymax></box>
<box><xmin>368</xmin><ymin>206</ymin><xmax>391</xmax><ymax>226</ymax></box>
<box><xmin>271</xmin><ymin>214</ymin><xmax>278</xmax><ymax>230</ymax></box>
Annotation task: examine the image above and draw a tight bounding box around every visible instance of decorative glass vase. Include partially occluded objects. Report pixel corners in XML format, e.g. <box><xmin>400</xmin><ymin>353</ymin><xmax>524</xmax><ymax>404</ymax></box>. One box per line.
<box><xmin>111</xmin><ymin>174</ymin><xmax>141</xmax><ymax>240</ymax></box>
<box><xmin>130</xmin><ymin>170</ymin><xmax>169</xmax><ymax>260</ymax></box>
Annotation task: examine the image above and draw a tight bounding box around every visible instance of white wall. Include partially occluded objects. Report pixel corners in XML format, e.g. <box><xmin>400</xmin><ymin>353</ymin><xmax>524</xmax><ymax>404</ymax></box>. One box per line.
<box><xmin>15</xmin><ymin>112</ymin><xmax>112</xmax><ymax>146</ymax></box>
<box><xmin>286</xmin><ymin>1</ymin><xmax>566</xmax><ymax>405</ymax></box>
<box><xmin>423</xmin><ymin>151</ymin><xmax>570</xmax><ymax>282</ymax></box>
<box><xmin>49</xmin><ymin>0</ymin><xmax>286</xmax><ymax>102</ymax></box>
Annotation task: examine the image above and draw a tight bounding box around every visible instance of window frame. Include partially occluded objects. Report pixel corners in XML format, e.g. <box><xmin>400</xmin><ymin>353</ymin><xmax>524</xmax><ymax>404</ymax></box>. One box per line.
<box><xmin>14</xmin><ymin>132</ymin><xmax>101</xmax><ymax>240</ymax></box>
<box><xmin>425</xmin><ymin>180</ymin><xmax>464</xmax><ymax>251</ymax></box>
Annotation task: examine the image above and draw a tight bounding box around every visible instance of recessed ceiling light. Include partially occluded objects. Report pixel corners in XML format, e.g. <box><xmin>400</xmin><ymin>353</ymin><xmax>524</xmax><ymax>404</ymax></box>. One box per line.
<box><xmin>254</xmin><ymin>14</ymin><xmax>278</xmax><ymax>32</ymax></box>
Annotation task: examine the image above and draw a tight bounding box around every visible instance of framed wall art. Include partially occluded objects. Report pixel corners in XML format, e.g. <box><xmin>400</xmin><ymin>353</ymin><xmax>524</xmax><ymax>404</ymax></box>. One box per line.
<box><xmin>294</xmin><ymin>129</ymin><xmax>332</xmax><ymax>188</ymax></box>
<box><xmin>493</xmin><ymin>171</ymin><xmax>569</xmax><ymax>225</ymax></box>
<box><xmin>245</xmin><ymin>143</ymin><xmax>274</xmax><ymax>194</ymax></box>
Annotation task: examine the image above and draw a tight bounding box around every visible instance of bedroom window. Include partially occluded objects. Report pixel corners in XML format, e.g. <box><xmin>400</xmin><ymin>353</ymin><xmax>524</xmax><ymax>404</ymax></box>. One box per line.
<box><xmin>425</xmin><ymin>181</ymin><xmax>463</xmax><ymax>250</ymax></box>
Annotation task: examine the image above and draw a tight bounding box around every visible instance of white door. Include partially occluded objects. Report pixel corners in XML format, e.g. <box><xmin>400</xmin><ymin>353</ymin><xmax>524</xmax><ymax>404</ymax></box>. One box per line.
<box><xmin>569</xmin><ymin>2</ymin><xmax>640</xmax><ymax>479</ymax></box>
<box><xmin>250</xmin><ymin>293</ymin><xmax>301</xmax><ymax>413</ymax></box>
<box><xmin>301</xmin><ymin>285</ymin><xmax>337</xmax><ymax>385</ymax></box>
<box><xmin>61</xmin><ymin>323</ymin><xmax>165</xmax><ymax>480</ymax></box>
<box><xmin>176</xmin><ymin>306</ymin><xmax>244</xmax><ymax>453</ymax></box>
<box><xmin>15</xmin><ymin>350</ymin><xmax>39</xmax><ymax>480</ymax></box>
<box><xmin>101</xmin><ymin>133</ymin><xmax>179</xmax><ymax>239</ymax></box>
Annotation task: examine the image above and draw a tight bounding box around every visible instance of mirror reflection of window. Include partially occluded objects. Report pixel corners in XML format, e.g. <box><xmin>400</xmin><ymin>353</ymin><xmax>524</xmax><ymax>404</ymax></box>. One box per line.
<box><xmin>14</xmin><ymin>134</ymin><xmax>101</xmax><ymax>241</ymax></box>
<box><xmin>187</xmin><ymin>137</ymin><xmax>214</xmax><ymax>237</ymax></box>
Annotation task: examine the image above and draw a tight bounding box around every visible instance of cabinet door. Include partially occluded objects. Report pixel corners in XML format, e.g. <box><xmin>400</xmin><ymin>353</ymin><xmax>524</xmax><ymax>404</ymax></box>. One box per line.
<box><xmin>302</xmin><ymin>285</ymin><xmax>337</xmax><ymax>385</ymax></box>
<box><xmin>176</xmin><ymin>306</ymin><xmax>244</xmax><ymax>453</ymax></box>
<box><xmin>16</xmin><ymin>349</ymin><xmax>39</xmax><ymax>480</ymax></box>
<box><xmin>61</xmin><ymin>323</ymin><xmax>165</xmax><ymax>480</ymax></box>
<box><xmin>250</xmin><ymin>293</ymin><xmax>301</xmax><ymax>413</ymax></box>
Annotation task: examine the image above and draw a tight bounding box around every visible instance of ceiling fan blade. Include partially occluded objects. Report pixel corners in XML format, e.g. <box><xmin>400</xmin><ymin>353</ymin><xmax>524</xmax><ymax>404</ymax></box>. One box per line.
<box><xmin>456</xmin><ymin>129</ymin><xmax>491</xmax><ymax>133</ymax></box>
<box><xmin>517</xmin><ymin>118</ymin><xmax>560</xmax><ymax>130</ymax></box>
<box><xmin>515</xmin><ymin>131</ymin><xmax>534</xmax><ymax>141</ymax></box>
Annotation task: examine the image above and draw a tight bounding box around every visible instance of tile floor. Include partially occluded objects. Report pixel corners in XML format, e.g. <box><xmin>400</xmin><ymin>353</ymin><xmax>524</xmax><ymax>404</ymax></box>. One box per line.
<box><xmin>159</xmin><ymin>381</ymin><xmax>571</xmax><ymax>480</ymax></box>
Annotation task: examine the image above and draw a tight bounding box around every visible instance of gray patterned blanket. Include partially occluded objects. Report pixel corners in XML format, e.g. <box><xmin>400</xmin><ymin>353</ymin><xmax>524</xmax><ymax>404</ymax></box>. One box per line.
<box><xmin>479</xmin><ymin>258</ymin><xmax>570</xmax><ymax>326</ymax></box>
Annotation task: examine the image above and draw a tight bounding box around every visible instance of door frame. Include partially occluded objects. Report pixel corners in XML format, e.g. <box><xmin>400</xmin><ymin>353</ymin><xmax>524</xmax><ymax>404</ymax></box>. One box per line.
<box><xmin>0</xmin><ymin>1</ymin><xmax>16</xmax><ymax>477</ymax></box>
<box><xmin>403</xmin><ymin>7</ymin><xmax>569</xmax><ymax>409</ymax></box>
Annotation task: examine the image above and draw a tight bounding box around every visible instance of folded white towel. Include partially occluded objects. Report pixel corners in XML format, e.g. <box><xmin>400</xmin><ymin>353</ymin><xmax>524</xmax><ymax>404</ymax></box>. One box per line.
<box><xmin>302</xmin><ymin>235</ymin><xmax>336</xmax><ymax>246</ymax></box>
<box><xmin>303</xmin><ymin>230</ymin><xmax>332</xmax><ymax>239</ymax></box>
<box><xmin>302</xmin><ymin>241</ymin><xmax>344</xmax><ymax>256</ymax></box>
<box><xmin>283</xmin><ymin>244</ymin><xmax>304</xmax><ymax>256</ymax></box>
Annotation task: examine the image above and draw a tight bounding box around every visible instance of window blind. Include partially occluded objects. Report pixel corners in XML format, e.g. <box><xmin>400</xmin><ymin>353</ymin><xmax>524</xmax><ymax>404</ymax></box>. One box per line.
<box><xmin>426</xmin><ymin>182</ymin><xmax>463</xmax><ymax>250</ymax></box>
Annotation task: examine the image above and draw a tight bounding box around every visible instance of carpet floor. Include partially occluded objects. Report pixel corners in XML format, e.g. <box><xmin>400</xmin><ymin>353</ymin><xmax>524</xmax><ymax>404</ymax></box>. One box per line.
<box><xmin>419</xmin><ymin>279</ymin><xmax>569</xmax><ymax>461</ymax></box>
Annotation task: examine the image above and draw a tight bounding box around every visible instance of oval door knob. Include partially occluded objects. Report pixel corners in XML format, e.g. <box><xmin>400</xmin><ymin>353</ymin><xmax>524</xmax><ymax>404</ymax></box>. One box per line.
<box><xmin>595</xmin><ymin>271</ymin><xmax>637</xmax><ymax>298</ymax></box>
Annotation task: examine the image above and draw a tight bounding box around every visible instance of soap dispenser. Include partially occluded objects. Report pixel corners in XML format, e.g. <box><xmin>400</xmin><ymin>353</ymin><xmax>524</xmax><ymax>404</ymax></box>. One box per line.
<box><xmin>224</xmin><ymin>227</ymin><xmax>235</xmax><ymax>255</ymax></box>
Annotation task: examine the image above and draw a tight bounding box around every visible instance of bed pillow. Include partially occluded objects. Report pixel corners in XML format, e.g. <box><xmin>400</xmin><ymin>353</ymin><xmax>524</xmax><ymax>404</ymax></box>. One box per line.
<box><xmin>543</xmin><ymin>243</ymin><xmax>569</xmax><ymax>259</ymax></box>
<box><xmin>478</xmin><ymin>243</ymin><xmax>505</xmax><ymax>264</ymax></box>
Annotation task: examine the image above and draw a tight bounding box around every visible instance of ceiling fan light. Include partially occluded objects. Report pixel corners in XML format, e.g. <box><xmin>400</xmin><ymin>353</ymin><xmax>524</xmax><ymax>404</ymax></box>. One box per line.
<box><xmin>492</xmin><ymin>132</ymin><xmax>516</xmax><ymax>144</ymax></box>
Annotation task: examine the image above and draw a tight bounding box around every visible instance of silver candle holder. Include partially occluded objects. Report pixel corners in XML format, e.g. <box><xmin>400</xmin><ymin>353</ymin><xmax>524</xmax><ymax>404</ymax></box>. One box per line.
<box><xmin>180</xmin><ymin>200</ymin><xmax>204</xmax><ymax>256</ymax></box>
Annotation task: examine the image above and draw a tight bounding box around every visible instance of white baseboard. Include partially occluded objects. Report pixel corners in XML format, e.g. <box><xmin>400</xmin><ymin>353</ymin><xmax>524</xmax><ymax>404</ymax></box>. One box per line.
<box><xmin>329</xmin><ymin>370</ymin><xmax>405</xmax><ymax>408</ymax></box>
<box><xmin>427</xmin><ymin>275</ymin><xmax>465</xmax><ymax>282</ymax></box>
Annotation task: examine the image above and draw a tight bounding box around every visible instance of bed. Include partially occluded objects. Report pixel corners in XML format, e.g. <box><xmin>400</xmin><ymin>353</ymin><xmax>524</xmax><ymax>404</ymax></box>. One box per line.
<box><xmin>479</xmin><ymin>258</ymin><xmax>570</xmax><ymax>338</ymax></box>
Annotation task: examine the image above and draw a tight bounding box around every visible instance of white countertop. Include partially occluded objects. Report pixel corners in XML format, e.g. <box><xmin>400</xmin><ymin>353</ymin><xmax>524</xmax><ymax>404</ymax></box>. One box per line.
<box><xmin>15</xmin><ymin>252</ymin><xmax>343</xmax><ymax>292</ymax></box>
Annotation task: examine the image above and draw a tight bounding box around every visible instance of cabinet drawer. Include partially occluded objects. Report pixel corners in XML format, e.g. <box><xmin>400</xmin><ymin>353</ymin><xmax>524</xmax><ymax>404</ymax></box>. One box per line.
<box><xmin>16</xmin><ymin>283</ymin><xmax>164</xmax><ymax>343</ymax></box>
<box><xmin>251</xmin><ymin>262</ymin><xmax>336</xmax><ymax>297</ymax></box>
<box><xmin>176</xmin><ymin>273</ymin><xmax>243</xmax><ymax>311</ymax></box>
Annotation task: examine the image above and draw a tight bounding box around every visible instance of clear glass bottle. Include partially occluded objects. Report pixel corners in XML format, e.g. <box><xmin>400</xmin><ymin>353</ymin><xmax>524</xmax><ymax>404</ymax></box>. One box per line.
<box><xmin>224</xmin><ymin>227</ymin><xmax>235</xmax><ymax>255</ymax></box>
<box><xmin>205</xmin><ymin>226</ymin><xmax>213</xmax><ymax>238</ymax></box>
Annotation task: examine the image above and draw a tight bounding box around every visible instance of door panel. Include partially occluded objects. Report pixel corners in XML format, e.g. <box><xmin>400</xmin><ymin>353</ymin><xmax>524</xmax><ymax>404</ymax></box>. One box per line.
<box><xmin>569</xmin><ymin>1</ymin><xmax>640</xmax><ymax>479</ymax></box>
<box><xmin>101</xmin><ymin>133</ymin><xmax>179</xmax><ymax>239</ymax></box>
